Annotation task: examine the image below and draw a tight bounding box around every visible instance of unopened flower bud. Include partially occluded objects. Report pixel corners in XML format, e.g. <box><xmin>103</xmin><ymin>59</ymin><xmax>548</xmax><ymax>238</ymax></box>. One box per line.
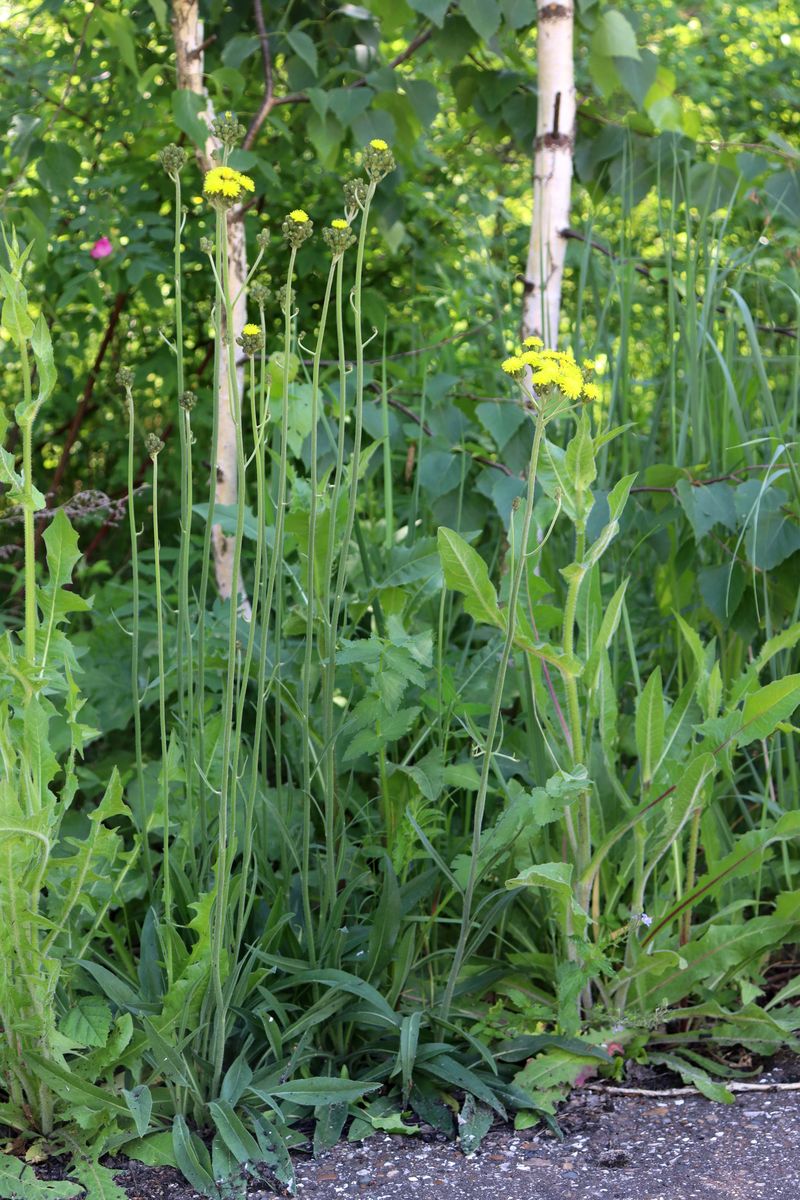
<box><xmin>180</xmin><ymin>390</ymin><xmax>197</xmax><ymax>412</ymax></box>
<box><xmin>212</xmin><ymin>110</ymin><xmax>246</xmax><ymax>149</ymax></box>
<box><xmin>146</xmin><ymin>432</ymin><xmax>164</xmax><ymax>459</ymax></box>
<box><xmin>343</xmin><ymin>177</ymin><xmax>367</xmax><ymax>213</ymax></box>
<box><xmin>282</xmin><ymin>209</ymin><xmax>313</xmax><ymax>247</ymax></box>
<box><xmin>158</xmin><ymin>143</ymin><xmax>187</xmax><ymax>177</ymax></box>
<box><xmin>323</xmin><ymin>218</ymin><xmax>356</xmax><ymax>256</ymax></box>
<box><xmin>250</xmin><ymin>279</ymin><xmax>271</xmax><ymax>309</ymax></box>
<box><xmin>116</xmin><ymin>367</ymin><xmax>134</xmax><ymax>389</ymax></box>
<box><xmin>362</xmin><ymin>138</ymin><xmax>395</xmax><ymax>183</ymax></box>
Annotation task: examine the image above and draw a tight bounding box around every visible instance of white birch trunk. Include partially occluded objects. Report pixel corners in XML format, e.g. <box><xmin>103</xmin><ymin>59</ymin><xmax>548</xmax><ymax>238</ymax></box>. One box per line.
<box><xmin>171</xmin><ymin>0</ymin><xmax>250</xmax><ymax>614</ymax></box>
<box><xmin>522</xmin><ymin>1</ymin><xmax>576</xmax><ymax>348</ymax></box>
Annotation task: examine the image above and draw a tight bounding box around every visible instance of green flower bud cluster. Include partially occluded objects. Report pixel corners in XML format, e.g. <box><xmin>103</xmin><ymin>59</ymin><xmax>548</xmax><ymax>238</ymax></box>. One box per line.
<box><xmin>180</xmin><ymin>390</ymin><xmax>197</xmax><ymax>412</ymax></box>
<box><xmin>158</xmin><ymin>143</ymin><xmax>187</xmax><ymax>177</ymax></box>
<box><xmin>237</xmin><ymin>323</ymin><xmax>264</xmax><ymax>357</ymax></box>
<box><xmin>278</xmin><ymin>283</ymin><xmax>294</xmax><ymax>309</ymax></box>
<box><xmin>282</xmin><ymin>209</ymin><xmax>313</xmax><ymax>248</ymax></box>
<box><xmin>146</xmin><ymin>432</ymin><xmax>164</xmax><ymax>458</ymax></box>
<box><xmin>256</xmin><ymin>227</ymin><xmax>270</xmax><ymax>252</ymax></box>
<box><xmin>323</xmin><ymin>218</ymin><xmax>356</xmax><ymax>256</ymax></box>
<box><xmin>343</xmin><ymin>177</ymin><xmax>367</xmax><ymax>213</ymax></box>
<box><xmin>250</xmin><ymin>279</ymin><xmax>271</xmax><ymax>309</ymax></box>
<box><xmin>212</xmin><ymin>110</ymin><xmax>246</xmax><ymax>149</ymax></box>
<box><xmin>116</xmin><ymin>366</ymin><xmax>134</xmax><ymax>389</ymax></box>
<box><xmin>200</xmin><ymin>236</ymin><xmax>214</xmax><ymax>254</ymax></box>
<box><xmin>362</xmin><ymin>138</ymin><xmax>395</xmax><ymax>183</ymax></box>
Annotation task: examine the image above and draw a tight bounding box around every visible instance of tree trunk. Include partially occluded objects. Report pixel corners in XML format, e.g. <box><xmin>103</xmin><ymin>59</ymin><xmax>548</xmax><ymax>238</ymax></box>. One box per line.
<box><xmin>522</xmin><ymin>1</ymin><xmax>576</xmax><ymax>348</ymax></box>
<box><xmin>171</xmin><ymin>0</ymin><xmax>250</xmax><ymax>613</ymax></box>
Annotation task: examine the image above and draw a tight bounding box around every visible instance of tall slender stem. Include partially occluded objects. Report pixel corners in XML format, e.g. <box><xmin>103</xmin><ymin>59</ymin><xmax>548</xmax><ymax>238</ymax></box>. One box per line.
<box><xmin>125</xmin><ymin>383</ymin><xmax>149</xmax><ymax>876</ymax></box>
<box><xmin>19</xmin><ymin>344</ymin><xmax>35</xmax><ymax>664</ymax></box>
<box><xmin>442</xmin><ymin>398</ymin><xmax>547</xmax><ymax>1019</ymax></box>
<box><xmin>150</xmin><ymin>449</ymin><xmax>172</xmax><ymax>982</ymax></box>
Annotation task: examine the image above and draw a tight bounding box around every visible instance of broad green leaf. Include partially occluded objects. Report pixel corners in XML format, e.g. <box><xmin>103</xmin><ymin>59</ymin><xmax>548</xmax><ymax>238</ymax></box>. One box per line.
<box><xmin>636</xmin><ymin>667</ymin><xmax>664</xmax><ymax>787</ymax></box>
<box><xmin>171</xmin><ymin>89</ymin><xmax>209</xmax><ymax>148</ymax></box>
<box><xmin>70</xmin><ymin>1160</ymin><xmax>129</xmax><ymax>1200</ymax></box>
<box><xmin>93</xmin><ymin>9</ymin><xmax>139</xmax><ymax>76</ymax></box>
<box><xmin>0</xmin><ymin>1153</ymin><xmax>81</xmax><ymax>1199</ymax></box>
<box><xmin>122</xmin><ymin>1085</ymin><xmax>153</xmax><ymax>1138</ymax></box>
<box><xmin>591</xmin><ymin>10</ymin><xmax>640</xmax><ymax>59</ymax></box>
<box><xmin>172</xmin><ymin>1115</ymin><xmax>220</xmax><ymax>1199</ymax></box>
<box><xmin>407</xmin><ymin>0</ymin><xmax>449</xmax><ymax>26</ymax></box>
<box><xmin>437</xmin><ymin>527</ymin><xmax>504</xmax><ymax>629</ymax></box>
<box><xmin>461</xmin><ymin>0</ymin><xmax>500</xmax><ymax>40</ymax></box>
<box><xmin>458</xmin><ymin>1094</ymin><xmax>493</xmax><ymax>1154</ymax></box>
<box><xmin>0</xmin><ymin>263</ymin><xmax>33</xmax><ymax>344</ymax></box>
<box><xmin>287</xmin><ymin>28</ymin><xmax>318</xmax><ymax>76</ymax></box>
<box><xmin>61</xmin><ymin>996</ymin><xmax>112</xmax><ymax>1048</ymax></box>
<box><xmin>649</xmin><ymin>1054</ymin><xmax>734</xmax><ymax>1103</ymax></box>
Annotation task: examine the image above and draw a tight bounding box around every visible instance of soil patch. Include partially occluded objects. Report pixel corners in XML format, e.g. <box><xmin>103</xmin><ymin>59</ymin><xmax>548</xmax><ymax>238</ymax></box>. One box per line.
<box><xmin>37</xmin><ymin>1057</ymin><xmax>800</xmax><ymax>1199</ymax></box>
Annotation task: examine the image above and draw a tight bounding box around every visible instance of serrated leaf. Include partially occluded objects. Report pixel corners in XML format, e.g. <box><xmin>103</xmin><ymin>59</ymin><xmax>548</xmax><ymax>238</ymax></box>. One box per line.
<box><xmin>72</xmin><ymin>1158</ymin><xmax>129</xmax><ymax>1200</ymax></box>
<box><xmin>0</xmin><ymin>1152</ymin><xmax>81</xmax><ymax>1198</ymax></box>
<box><xmin>61</xmin><ymin>996</ymin><xmax>112</xmax><ymax>1048</ymax></box>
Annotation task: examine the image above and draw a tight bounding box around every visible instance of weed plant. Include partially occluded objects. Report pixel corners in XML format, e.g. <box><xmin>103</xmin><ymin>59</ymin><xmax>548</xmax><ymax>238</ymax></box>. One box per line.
<box><xmin>0</xmin><ymin>123</ymin><xmax>799</xmax><ymax>1200</ymax></box>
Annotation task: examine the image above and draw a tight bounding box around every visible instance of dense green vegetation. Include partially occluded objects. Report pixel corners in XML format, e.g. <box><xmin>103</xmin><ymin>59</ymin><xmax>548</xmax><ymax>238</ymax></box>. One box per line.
<box><xmin>1</xmin><ymin>2</ymin><xmax>799</xmax><ymax>1198</ymax></box>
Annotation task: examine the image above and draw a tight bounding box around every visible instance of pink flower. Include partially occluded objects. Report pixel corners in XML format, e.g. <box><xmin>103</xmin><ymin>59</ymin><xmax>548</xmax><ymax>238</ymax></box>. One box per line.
<box><xmin>90</xmin><ymin>237</ymin><xmax>113</xmax><ymax>260</ymax></box>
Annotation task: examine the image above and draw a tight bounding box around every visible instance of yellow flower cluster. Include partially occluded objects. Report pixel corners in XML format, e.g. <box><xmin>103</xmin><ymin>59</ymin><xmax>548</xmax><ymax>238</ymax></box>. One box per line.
<box><xmin>369</xmin><ymin>138</ymin><xmax>389</xmax><ymax>151</ymax></box>
<box><xmin>331</xmin><ymin>218</ymin><xmax>349</xmax><ymax>230</ymax></box>
<box><xmin>289</xmin><ymin>209</ymin><xmax>310</xmax><ymax>223</ymax></box>
<box><xmin>203</xmin><ymin>166</ymin><xmax>255</xmax><ymax>203</ymax></box>
<box><xmin>501</xmin><ymin>342</ymin><xmax>599</xmax><ymax>403</ymax></box>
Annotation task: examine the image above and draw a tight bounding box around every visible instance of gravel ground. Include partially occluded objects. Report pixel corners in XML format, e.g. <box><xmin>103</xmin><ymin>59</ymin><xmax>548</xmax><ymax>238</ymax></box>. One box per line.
<box><xmin>98</xmin><ymin>1057</ymin><xmax>800</xmax><ymax>1200</ymax></box>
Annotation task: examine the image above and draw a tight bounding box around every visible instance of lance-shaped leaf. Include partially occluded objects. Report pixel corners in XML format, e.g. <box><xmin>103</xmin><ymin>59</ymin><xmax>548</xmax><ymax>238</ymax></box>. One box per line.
<box><xmin>736</xmin><ymin>674</ymin><xmax>800</xmax><ymax>747</ymax></box>
<box><xmin>636</xmin><ymin>667</ymin><xmax>664</xmax><ymax>788</ymax></box>
<box><xmin>16</xmin><ymin>314</ymin><xmax>56</xmax><ymax>425</ymax></box>
<box><xmin>437</xmin><ymin>527</ymin><xmax>505</xmax><ymax>629</ymax></box>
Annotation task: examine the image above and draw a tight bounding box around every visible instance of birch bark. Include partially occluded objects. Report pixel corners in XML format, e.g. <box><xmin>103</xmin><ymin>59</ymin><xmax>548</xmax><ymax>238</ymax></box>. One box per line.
<box><xmin>522</xmin><ymin>1</ymin><xmax>576</xmax><ymax>348</ymax></box>
<box><xmin>171</xmin><ymin>0</ymin><xmax>250</xmax><ymax>612</ymax></box>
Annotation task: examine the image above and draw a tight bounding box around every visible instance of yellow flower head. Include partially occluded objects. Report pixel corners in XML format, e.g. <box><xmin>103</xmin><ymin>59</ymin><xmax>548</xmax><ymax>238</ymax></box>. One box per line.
<box><xmin>289</xmin><ymin>209</ymin><xmax>310</xmax><ymax>223</ymax></box>
<box><xmin>501</xmin><ymin>356</ymin><xmax>525</xmax><ymax>376</ymax></box>
<box><xmin>582</xmin><ymin>381</ymin><xmax>601</xmax><ymax>402</ymax></box>
<box><xmin>203</xmin><ymin>165</ymin><xmax>255</xmax><ymax>204</ymax></box>
<box><xmin>522</xmin><ymin>335</ymin><xmax>543</xmax><ymax>350</ymax></box>
<box><xmin>242</xmin><ymin>323</ymin><xmax>260</xmax><ymax>337</ymax></box>
<box><xmin>331</xmin><ymin>218</ymin><xmax>348</xmax><ymax>229</ymax></box>
<box><xmin>369</xmin><ymin>138</ymin><xmax>389</xmax><ymax>151</ymax></box>
<box><xmin>582</xmin><ymin>358</ymin><xmax>596</xmax><ymax>373</ymax></box>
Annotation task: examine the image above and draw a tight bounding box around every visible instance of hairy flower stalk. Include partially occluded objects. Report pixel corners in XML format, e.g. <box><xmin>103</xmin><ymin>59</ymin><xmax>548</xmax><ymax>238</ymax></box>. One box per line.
<box><xmin>301</xmin><ymin>251</ymin><xmax>338</xmax><ymax>922</ymax></box>
<box><xmin>120</xmin><ymin>368</ymin><xmax>149</xmax><ymax>877</ymax></box>
<box><xmin>196</xmin><ymin>214</ymin><xmax>225</xmax><ymax>842</ymax></box>
<box><xmin>236</xmin><ymin>316</ymin><xmax>270</xmax><ymax>947</ymax></box>
<box><xmin>162</xmin><ymin>149</ymin><xmax>198</xmax><ymax>869</ymax></box>
<box><xmin>320</xmin><ymin>245</ymin><xmax>351</xmax><ymax>913</ymax></box>
<box><xmin>147</xmin><ymin>431</ymin><xmax>173</xmax><ymax>984</ymax></box>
